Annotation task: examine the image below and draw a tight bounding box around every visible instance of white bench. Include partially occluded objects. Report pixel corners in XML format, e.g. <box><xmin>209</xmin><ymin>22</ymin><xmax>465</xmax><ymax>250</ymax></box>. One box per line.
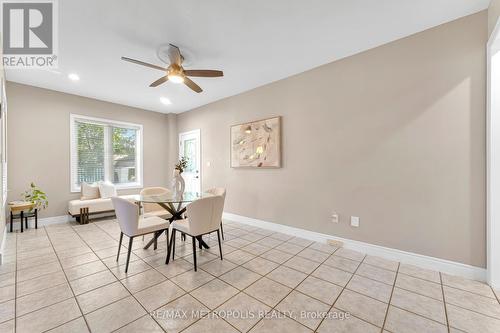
<box><xmin>68</xmin><ymin>195</ymin><xmax>137</xmax><ymax>224</ymax></box>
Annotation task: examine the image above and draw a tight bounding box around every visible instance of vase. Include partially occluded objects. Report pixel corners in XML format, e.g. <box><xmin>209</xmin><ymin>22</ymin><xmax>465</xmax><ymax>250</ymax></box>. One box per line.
<box><xmin>171</xmin><ymin>169</ymin><xmax>185</xmax><ymax>197</ymax></box>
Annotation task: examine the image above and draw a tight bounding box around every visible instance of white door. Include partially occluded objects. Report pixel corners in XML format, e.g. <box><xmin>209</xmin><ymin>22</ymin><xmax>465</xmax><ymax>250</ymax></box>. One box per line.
<box><xmin>179</xmin><ymin>129</ymin><xmax>201</xmax><ymax>193</ymax></box>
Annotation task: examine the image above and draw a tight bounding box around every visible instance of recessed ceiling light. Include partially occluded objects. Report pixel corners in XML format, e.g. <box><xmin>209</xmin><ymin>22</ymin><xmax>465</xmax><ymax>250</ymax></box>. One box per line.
<box><xmin>160</xmin><ymin>97</ymin><xmax>172</xmax><ymax>105</ymax></box>
<box><xmin>68</xmin><ymin>73</ymin><xmax>80</xmax><ymax>81</ymax></box>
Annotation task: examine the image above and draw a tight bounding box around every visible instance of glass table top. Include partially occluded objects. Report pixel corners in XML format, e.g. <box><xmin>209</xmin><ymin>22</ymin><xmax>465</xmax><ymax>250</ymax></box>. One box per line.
<box><xmin>132</xmin><ymin>191</ymin><xmax>214</xmax><ymax>204</ymax></box>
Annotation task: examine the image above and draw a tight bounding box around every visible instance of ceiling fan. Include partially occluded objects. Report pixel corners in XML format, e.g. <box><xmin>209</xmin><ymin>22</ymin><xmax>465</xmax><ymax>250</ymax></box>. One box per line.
<box><xmin>121</xmin><ymin>44</ymin><xmax>223</xmax><ymax>93</ymax></box>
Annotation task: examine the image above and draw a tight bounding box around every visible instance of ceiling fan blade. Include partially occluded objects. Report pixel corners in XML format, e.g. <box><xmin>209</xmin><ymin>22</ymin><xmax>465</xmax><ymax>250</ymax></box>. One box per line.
<box><xmin>168</xmin><ymin>44</ymin><xmax>183</xmax><ymax>65</ymax></box>
<box><xmin>184</xmin><ymin>70</ymin><xmax>223</xmax><ymax>77</ymax></box>
<box><xmin>149</xmin><ymin>76</ymin><xmax>169</xmax><ymax>87</ymax></box>
<box><xmin>184</xmin><ymin>77</ymin><xmax>203</xmax><ymax>93</ymax></box>
<box><xmin>121</xmin><ymin>57</ymin><xmax>166</xmax><ymax>71</ymax></box>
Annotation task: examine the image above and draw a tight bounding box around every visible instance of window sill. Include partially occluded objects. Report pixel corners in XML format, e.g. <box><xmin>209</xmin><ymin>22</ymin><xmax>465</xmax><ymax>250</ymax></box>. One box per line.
<box><xmin>70</xmin><ymin>183</ymin><xmax>144</xmax><ymax>193</ymax></box>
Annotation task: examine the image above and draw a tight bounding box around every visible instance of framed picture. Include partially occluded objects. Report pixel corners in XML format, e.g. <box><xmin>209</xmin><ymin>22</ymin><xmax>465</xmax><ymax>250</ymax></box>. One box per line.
<box><xmin>230</xmin><ymin>116</ymin><xmax>281</xmax><ymax>168</ymax></box>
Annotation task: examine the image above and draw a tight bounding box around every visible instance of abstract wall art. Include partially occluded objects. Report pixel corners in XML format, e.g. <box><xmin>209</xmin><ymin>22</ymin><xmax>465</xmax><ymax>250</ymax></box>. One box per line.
<box><xmin>230</xmin><ymin>116</ymin><xmax>281</xmax><ymax>168</ymax></box>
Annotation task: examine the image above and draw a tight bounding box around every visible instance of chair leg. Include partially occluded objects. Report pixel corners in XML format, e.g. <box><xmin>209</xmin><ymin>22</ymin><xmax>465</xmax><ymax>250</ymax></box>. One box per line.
<box><xmin>35</xmin><ymin>209</ymin><xmax>38</xmax><ymax>229</ymax></box>
<box><xmin>154</xmin><ymin>231</ymin><xmax>158</xmax><ymax>250</ymax></box>
<box><xmin>125</xmin><ymin>236</ymin><xmax>133</xmax><ymax>273</ymax></box>
<box><xmin>165</xmin><ymin>228</ymin><xmax>170</xmax><ymax>252</ymax></box>
<box><xmin>192</xmin><ymin>236</ymin><xmax>197</xmax><ymax>271</ymax></box>
<box><xmin>198</xmin><ymin>236</ymin><xmax>202</xmax><ymax>249</ymax></box>
<box><xmin>117</xmin><ymin>232</ymin><xmax>123</xmax><ymax>262</ymax></box>
<box><xmin>172</xmin><ymin>229</ymin><xmax>176</xmax><ymax>261</ymax></box>
<box><xmin>10</xmin><ymin>211</ymin><xmax>13</xmax><ymax>232</ymax></box>
<box><xmin>220</xmin><ymin>221</ymin><xmax>225</xmax><ymax>240</ymax></box>
<box><xmin>217</xmin><ymin>230</ymin><xmax>223</xmax><ymax>260</ymax></box>
<box><xmin>25</xmin><ymin>217</ymin><xmax>28</xmax><ymax>229</ymax></box>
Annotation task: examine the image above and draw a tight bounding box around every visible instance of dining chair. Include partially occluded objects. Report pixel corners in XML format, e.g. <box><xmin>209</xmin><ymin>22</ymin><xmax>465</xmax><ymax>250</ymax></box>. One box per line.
<box><xmin>205</xmin><ymin>187</ymin><xmax>226</xmax><ymax>240</ymax></box>
<box><xmin>140</xmin><ymin>187</ymin><xmax>172</xmax><ymax>219</ymax></box>
<box><xmin>167</xmin><ymin>196</ymin><xmax>224</xmax><ymax>271</ymax></box>
<box><xmin>112</xmin><ymin>197</ymin><xmax>170</xmax><ymax>272</ymax></box>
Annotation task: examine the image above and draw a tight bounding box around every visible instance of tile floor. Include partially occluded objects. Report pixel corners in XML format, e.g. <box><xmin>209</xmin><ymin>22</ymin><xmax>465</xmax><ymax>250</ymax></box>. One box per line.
<box><xmin>0</xmin><ymin>219</ymin><xmax>499</xmax><ymax>332</ymax></box>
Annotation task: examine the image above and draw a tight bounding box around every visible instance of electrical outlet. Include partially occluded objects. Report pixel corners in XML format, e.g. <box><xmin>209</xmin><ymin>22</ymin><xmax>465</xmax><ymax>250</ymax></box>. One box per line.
<box><xmin>331</xmin><ymin>212</ymin><xmax>339</xmax><ymax>223</ymax></box>
<box><xmin>350</xmin><ymin>216</ymin><xmax>360</xmax><ymax>227</ymax></box>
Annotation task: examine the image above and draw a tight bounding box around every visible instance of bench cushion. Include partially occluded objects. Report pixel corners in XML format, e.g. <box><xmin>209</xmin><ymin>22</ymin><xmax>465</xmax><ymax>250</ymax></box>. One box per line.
<box><xmin>68</xmin><ymin>195</ymin><xmax>137</xmax><ymax>215</ymax></box>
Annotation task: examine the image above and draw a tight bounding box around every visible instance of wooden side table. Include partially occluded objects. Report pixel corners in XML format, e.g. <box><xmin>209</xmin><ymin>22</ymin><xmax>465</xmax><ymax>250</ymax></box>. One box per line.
<box><xmin>9</xmin><ymin>201</ymin><xmax>37</xmax><ymax>233</ymax></box>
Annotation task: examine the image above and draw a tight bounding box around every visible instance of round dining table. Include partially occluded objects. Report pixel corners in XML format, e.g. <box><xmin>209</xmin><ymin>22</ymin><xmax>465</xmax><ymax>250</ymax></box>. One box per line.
<box><xmin>132</xmin><ymin>191</ymin><xmax>214</xmax><ymax>253</ymax></box>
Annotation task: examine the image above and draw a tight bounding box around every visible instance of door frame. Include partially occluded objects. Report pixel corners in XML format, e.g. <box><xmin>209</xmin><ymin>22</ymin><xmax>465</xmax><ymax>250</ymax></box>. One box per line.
<box><xmin>487</xmin><ymin>18</ymin><xmax>500</xmax><ymax>289</ymax></box>
<box><xmin>178</xmin><ymin>129</ymin><xmax>201</xmax><ymax>193</ymax></box>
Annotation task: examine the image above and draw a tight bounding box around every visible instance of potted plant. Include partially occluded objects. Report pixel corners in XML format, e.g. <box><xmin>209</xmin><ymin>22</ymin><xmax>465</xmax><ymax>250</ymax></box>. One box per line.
<box><xmin>21</xmin><ymin>182</ymin><xmax>48</xmax><ymax>212</ymax></box>
<box><xmin>172</xmin><ymin>157</ymin><xmax>189</xmax><ymax>196</ymax></box>
<box><xmin>175</xmin><ymin>156</ymin><xmax>189</xmax><ymax>174</ymax></box>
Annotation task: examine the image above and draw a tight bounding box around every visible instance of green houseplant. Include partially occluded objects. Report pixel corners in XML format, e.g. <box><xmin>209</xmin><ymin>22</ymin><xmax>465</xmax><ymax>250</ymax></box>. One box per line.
<box><xmin>175</xmin><ymin>156</ymin><xmax>189</xmax><ymax>174</ymax></box>
<box><xmin>21</xmin><ymin>182</ymin><xmax>48</xmax><ymax>212</ymax></box>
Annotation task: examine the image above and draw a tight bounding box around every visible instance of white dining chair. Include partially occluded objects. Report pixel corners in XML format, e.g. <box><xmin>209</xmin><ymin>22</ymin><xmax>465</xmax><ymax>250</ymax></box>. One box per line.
<box><xmin>112</xmin><ymin>197</ymin><xmax>170</xmax><ymax>272</ymax></box>
<box><xmin>140</xmin><ymin>187</ymin><xmax>172</xmax><ymax>219</ymax></box>
<box><xmin>167</xmin><ymin>196</ymin><xmax>224</xmax><ymax>271</ymax></box>
<box><xmin>205</xmin><ymin>187</ymin><xmax>226</xmax><ymax>240</ymax></box>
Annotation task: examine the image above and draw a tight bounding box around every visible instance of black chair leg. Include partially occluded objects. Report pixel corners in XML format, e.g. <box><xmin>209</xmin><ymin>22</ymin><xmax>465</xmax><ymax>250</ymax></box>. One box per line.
<box><xmin>154</xmin><ymin>231</ymin><xmax>158</xmax><ymax>250</ymax></box>
<box><xmin>10</xmin><ymin>211</ymin><xmax>13</xmax><ymax>232</ymax></box>
<box><xmin>165</xmin><ymin>228</ymin><xmax>169</xmax><ymax>252</ymax></box>
<box><xmin>192</xmin><ymin>236</ymin><xmax>197</xmax><ymax>271</ymax></box>
<box><xmin>125</xmin><ymin>236</ymin><xmax>133</xmax><ymax>273</ymax></box>
<box><xmin>25</xmin><ymin>217</ymin><xmax>28</xmax><ymax>229</ymax></box>
<box><xmin>220</xmin><ymin>221</ymin><xmax>225</xmax><ymax>240</ymax></box>
<box><xmin>20</xmin><ymin>211</ymin><xmax>24</xmax><ymax>233</ymax></box>
<box><xmin>35</xmin><ymin>209</ymin><xmax>38</xmax><ymax>229</ymax></box>
<box><xmin>172</xmin><ymin>229</ymin><xmax>176</xmax><ymax>261</ymax></box>
<box><xmin>117</xmin><ymin>232</ymin><xmax>123</xmax><ymax>262</ymax></box>
<box><xmin>217</xmin><ymin>230</ymin><xmax>223</xmax><ymax>260</ymax></box>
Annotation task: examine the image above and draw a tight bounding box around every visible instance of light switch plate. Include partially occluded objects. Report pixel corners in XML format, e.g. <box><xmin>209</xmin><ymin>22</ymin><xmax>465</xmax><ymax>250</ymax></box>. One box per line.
<box><xmin>351</xmin><ymin>216</ymin><xmax>360</xmax><ymax>227</ymax></box>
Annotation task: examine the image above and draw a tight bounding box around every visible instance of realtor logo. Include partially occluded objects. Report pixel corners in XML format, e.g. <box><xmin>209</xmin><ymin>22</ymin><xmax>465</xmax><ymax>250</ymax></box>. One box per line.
<box><xmin>1</xmin><ymin>0</ymin><xmax>58</xmax><ymax>68</ymax></box>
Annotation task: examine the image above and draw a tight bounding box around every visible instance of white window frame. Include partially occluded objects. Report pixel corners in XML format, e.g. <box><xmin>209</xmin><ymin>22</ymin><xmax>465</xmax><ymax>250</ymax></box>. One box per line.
<box><xmin>70</xmin><ymin>114</ymin><xmax>143</xmax><ymax>193</ymax></box>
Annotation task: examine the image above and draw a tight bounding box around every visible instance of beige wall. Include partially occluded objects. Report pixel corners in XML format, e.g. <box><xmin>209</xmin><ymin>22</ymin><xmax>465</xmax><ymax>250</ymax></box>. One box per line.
<box><xmin>490</xmin><ymin>0</ymin><xmax>500</xmax><ymax>37</ymax></box>
<box><xmin>6</xmin><ymin>82</ymin><xmax>173</xmax><ymax>218</ymax></box>
<box><xmin>177</xmin><ymin>11</ymin><xmax>488</xmax><ymax>267</ymax></box>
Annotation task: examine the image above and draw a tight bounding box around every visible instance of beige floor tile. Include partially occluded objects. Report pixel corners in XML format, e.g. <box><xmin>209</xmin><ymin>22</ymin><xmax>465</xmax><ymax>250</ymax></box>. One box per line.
<box><xmin>268</xmin><ymin>233</ymin><xmax>294</xmax><ymax>242</ymax></box>
<box><xmin>267</xmin><ymin>265</ymin><xmax>307</xmax><ymax>288</ymax></box>
<box><xmin>121</xmin><ymin>268</ymin><xmax>166</xmax><ymax>293</ymax></box>
<box><xmin>154</xmin><ymin>294</ymin><xmax>208</xmax><ymax>333</ymax></box>
<box><xmin>220</xmin><ymin>266</ymin><xmax>262</xmax><ymax>290</ymax></box>
<box><xmin>16</xmin><ymin>270</ymin><xmax>67</xmax><ymax>297</ymax></box>
<box><xmin>385</xmin><ymin>306</ymin><xmax>447</xmax><ymax>333</ymax></box>
<box><xmin>0</xmin><ymin>320</ymin><xmax>15</xmax><ymax>333</ymax></box>
<box><xmin>70</xmin><ymin>270</ymin><xmax>117</xmax><ymax>295</ymax></box>
<box><xmin>143</xmin><ymin>252</ymin><xmax>170</xmax><ymax>268</ymax></box>
<box><xmin>442</xmin><ymin>274</ymin><xmax>496</xmax><ymax>299</ymax></box>
<box><xmin>16</xmin><ymin>283</ymin><xmax>74</xmax><ymax>316</ymax></box>
<box><xmin>0</xmin><ymin>272</ymin><xmax>15</xmax><ymax>288</ymax></box>
<box><xmin>64</xmin><ymin>260</ymin><xmax>108</xmax><ymax>281</ymax></box>
<box><xmin>275</xmin><ymin>242</ymin><xmax>305</xmax><ymax>255</ymax></box>
<box><xmin>249</xmin><ymin>310</ymin><xmax>312</xmax><ymax>333</ymax></box>
<box><xmin>94</xmin><ymin>246</ymin><xmax>123</xmax><ymax>259</ymax></box>
<box><xmin>243</xmin><ymin>257</ymin><xmax>279</xmax><ymax>275</ymax></box>
<box><xmin>101</xmin><ymin>252</ymin><xmax>141</xmax><ymax>269</ymax></box>
<box><xmin>135</xmin><ymin>279</ymin><xmax>185</xmax><ymax>311</ymax></box>
<box><xmin>244</xmin><ymin>277</ymin><xmax>291</xmax><ymax>307</ymax></box>
<box><xmin>217</xmin><ymin>292</ymin><xmax>271</xmax><ymax>332</ymax></box>
<box><xmin>109</xmin><ymin>259</ymin><xmax>152</xmax><ymax>279</ymax></box>
<box><xmin>0</xmin><ymin>299</ymin><xmax>15</xmax><ymax>323</ymax></box>
<box><xmin>308</xmin><ymin>242</ymin><xmax>338</xmax><ymax>254</ymax></box>
<box><xmin>363</xmin><ymin>255</ymin><xmax>398</xmax><ymax>271</ymax></box>
<box><xmin>225</xmin><ymin>249</ymin><xmax>256</xmax><ymax>265</ymax></box>
<box><xmin>46</xmin><ymin>317</ymin><xmax>89</xmax><ymax>333</ymax></box>
<box><xmin>182</xmin><ymin>315</ymin><xmax>239</xmax><ymax>333</ymax></box>
<box><xmin>16</xmin><ymin>298</ymin><xmax>82</xmax><ymax>333</ymax></box>
<box><xmin>276</xmin><ymin>290</ymin><xmax>330</xmax><ymax>330</ymax></box>
<box><xmin>114</xmin><ymin>315</ymin><xmax>164</xmax><ymax>333</ymax></box>
<box><xmin>335</xmin><ymin>289</ymin><xmax>388</xmax><ymax>327</ymax></box>
<box><xmin>335</xmin><ymin>248</ymin><xmax>366</xmax><ymax>262</ymax></box>
<box><xmin>54</xmin><ymin>246</ymin><xmax>92</xmax><ymax>260</ymax></box>
<box><xmin>85</xmin><ymin>296</ymin><xmax>146</xmax><ymax>333</ymax></box>
<box><xmin>16</xmin><ymin>261</ymin><xmax>62</xmax><ymax>282</ymax></box>
<box><xmin>155</xmin><ymin>258</ymin><xmax>193</xmax><ymax>278</ymax></box>
<box><xmin>16</xmin><ymin>253</ymin><xmax>58</xmax><ymax>271</ymax></box>
<box><xmin>297</xmin><ymin>275</ymin><xmax>343</xmax><ymax>305</ymax></box>
<box><xmin>77</xmin><ymin>281</ymin><xmax>130</xmax><ymax>314</ymax></box>
<box><xmin>391</xmin><ymin>287</ymin><xmax>446</xmax><ymax>324</ymax></box>
<box><xmin>60</xmin><ymin>252</ymin><xmax>99</xmax><ymax>269</ymax></box>
<box><xmin>444</xmin><ymin>286</ymin><xmax>500</xmax><ymax>319</ymax></box>
<box><xmin>260</xmin><ymin>249</ymin><xmax>294</xmax><ymax>264</ymax></box>
<box><xmin>171</xmin><ymin>269</ymin><xmax>215</xmax><ymax>291</ymax></box>
<box><xmin>356</xmin><ymin>263</ymin><xmax>396</xmax><ymax>285</ymax></box>
<box><xmin>347</xmin><ymin>274</ymin><xmax>393</xmax><ymax>303</ymax></box>
<box><xmin>242</xmin><ymin>243</ymin><xmax>271</xmax><ymax>256</ymax></box>
<box><xmin>323</xmin><ymin>255</ymin><xmax>360</xmax><ymax>273</ymax></box>
<box><xmin>447</xmin><ymin>304</ymin><xmax>500</xmax><ymax>333</ymax></box>
<box><xmin>283</xmin><ymin>256</ymin><xmax>320</xmax><ymax>274</ymax></box>
<box><xmin>200</xmin><ymin>259</ymin><xmax>237</xmax><ymax>276</ymax></box>
<box><xmin>287</xmin><ymin>237</ymin><xmax>314</xmax><ymax>248</ymax></box>
<box><xmin>255</xmin><ymin>237</ymin><xmax>285</xmax><ymax>248</ymax></box>
<box><xmin>311</xmin><ymin>264</ymin><xmax>352</xmax><ymax>287</ymax></box>
<box><xmin>191</xmin><ymin>279</ymin><xmax>239</xmax><ymax>309</ymax></box>
<box><xmin>0</xmin><ymin>285</ymin><xmax>15</xmax><ymax>303</ymax></box>
<box><xmin>317</xmin><ymin>308</ymin><xmax>379</xmax><ymax>333</ymax></box>
<box><xmin>184</xmin><ymin>251</ymin><xmax>218</xmax><ymax>266</ymax></box>
<box><xmin>396</xmin><ymin>273</ymin><xmax>443</xmax><ymax>301</ymax></box>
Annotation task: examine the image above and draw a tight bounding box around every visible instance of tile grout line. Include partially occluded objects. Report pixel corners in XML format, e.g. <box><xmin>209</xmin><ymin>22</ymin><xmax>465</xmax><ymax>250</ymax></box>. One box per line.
<box><xmin>381</xmin><ymin>262</ymin><xmax>400</xmax><ymax>332</ymax></box>
<box><xmin>439</xmin><ymin>272</ymin><xmax>451</xmax><ymax>333</ymax></box>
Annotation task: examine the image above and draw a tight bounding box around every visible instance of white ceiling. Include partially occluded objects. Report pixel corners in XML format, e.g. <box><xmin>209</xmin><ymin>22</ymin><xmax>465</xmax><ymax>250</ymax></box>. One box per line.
<box><xmin>6</xmin><ymin>0</ymin><xmax>490</xmax><ymax>113</ymax></box>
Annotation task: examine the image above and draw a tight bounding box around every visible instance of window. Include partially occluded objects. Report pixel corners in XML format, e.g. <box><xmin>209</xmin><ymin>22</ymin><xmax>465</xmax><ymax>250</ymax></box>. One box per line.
<box><xmin>70</xmin><ymin>114</ymin><xmax>143</xmax><ymax>192</ymax></box>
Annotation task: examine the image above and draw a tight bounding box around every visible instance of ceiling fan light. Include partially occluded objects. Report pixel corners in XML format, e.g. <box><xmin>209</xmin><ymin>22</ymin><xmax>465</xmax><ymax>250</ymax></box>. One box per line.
<box><xmin>168</xmin><ymin>73</ymin><xmax>184</xmax><ymax>84</ymax></box>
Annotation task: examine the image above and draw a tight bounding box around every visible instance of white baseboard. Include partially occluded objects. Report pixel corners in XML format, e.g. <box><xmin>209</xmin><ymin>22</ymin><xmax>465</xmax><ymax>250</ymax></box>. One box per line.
<box><xmin>223</xmin><ymin>212</ymin><xmax>487</xmax><ymax>282</ymax></box>
<box><xmin>0</xmin><ymin>227</ymin><xmax>6</xmax><ymax>265</ymax></box>
<box><xmin>9</xmin><ymin>214</ymin><xmax>75</xmax><ymax>231</ymax></box>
